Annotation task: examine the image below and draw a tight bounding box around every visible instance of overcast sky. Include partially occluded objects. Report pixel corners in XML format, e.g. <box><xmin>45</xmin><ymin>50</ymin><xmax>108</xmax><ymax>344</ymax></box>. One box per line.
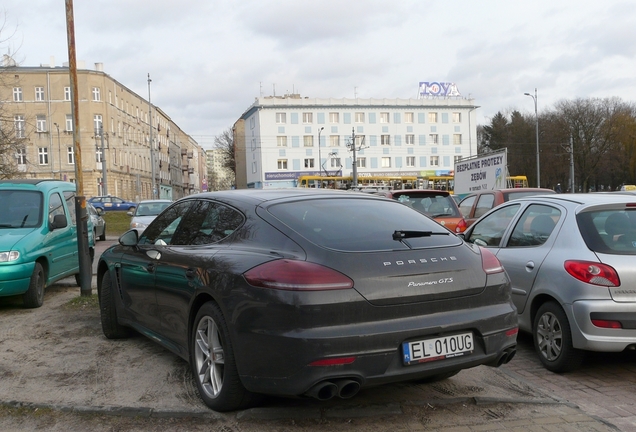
<box><xmin>3</xmin><ymin>0</ymin><xmax>635</xmax><ymax>149</ymax></box>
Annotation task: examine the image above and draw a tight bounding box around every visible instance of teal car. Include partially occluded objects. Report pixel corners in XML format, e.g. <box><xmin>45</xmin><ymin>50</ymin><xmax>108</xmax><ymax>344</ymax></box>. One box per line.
<box><xmin>0</xmin><ymin>179</ymin><xmax>95</xmax><ymax>308</ymax></box>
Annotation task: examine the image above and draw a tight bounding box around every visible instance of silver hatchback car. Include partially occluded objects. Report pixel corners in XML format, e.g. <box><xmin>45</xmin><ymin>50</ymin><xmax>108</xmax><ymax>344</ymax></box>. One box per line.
<box><xmin>461</xmin><ymin>193</ymin><xmax>636</xmax><ymax>372</ymax></box>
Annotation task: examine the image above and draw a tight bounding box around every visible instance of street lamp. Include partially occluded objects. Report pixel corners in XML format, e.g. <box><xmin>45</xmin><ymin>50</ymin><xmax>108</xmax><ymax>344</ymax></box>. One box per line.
<box><xmin>524</xmin><ymin>88</ymin><xmax>540</xmax><ymax>188</ymax></box>
<box><xmin>53</xmin><ymin>122</ymin><xmax>62</xmax><ymax>179</ymax></box>
<box><xmin>317</xmin><ymin>126</ymin><xmax>324</xmax><ymax>186</ymax></box>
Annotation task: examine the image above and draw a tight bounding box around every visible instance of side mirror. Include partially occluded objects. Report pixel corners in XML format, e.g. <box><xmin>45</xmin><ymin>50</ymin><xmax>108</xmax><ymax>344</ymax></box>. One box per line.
<box><xmin>127</xmin><ymin>211</ymin><xmax>134</xmax><ymax>216</ymax></box>
<box><xmin>50</xmin><ymin>214</ymin><xmax>68</xmax><ymax>230</ymax></box>
<box><xmin>119</xmin><ymin>229</ymin><xmax>139</xmax><ymax>246</ymax></box>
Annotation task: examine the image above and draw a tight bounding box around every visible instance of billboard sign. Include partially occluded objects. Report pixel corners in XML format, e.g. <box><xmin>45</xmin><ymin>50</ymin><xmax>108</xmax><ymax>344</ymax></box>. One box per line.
<box><xmin>418</xmin><ymin>82</ymin><xmax>461</xmax><ymax>98</ymax></box>
<box><xmin>454</xmin><ymin>150</ymin><xmax>507</xmax><ymax>195</ymax></box>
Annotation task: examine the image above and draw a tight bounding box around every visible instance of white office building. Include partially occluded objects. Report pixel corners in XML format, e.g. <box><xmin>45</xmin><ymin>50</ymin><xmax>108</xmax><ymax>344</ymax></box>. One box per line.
<box><xmin>236</xmin><ymin>94</ymin><xmax>479</xmax><ymax>189</ymax></box>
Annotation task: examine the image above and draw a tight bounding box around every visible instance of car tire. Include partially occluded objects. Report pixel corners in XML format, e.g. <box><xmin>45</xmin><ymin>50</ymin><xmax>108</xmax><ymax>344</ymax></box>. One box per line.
<box><xmin>191</xmin><ymin>301</ymin><xmax>260</xmax><ymax>412</ymax></box>
<box><xmin>128</xmin><ymin>206</ymin><xmax>136</xmax><ymax>213</ymax></box>
<box><xmin>99</xmin><ymin>271</ymin><xmax>131</xmax><ymax>339</ymax></box>
<box><xmin>533</xmin><ymin>301</ymin><xmax>584</xmax><ymax>372</ymax></box>
<box><xmin>23</xmin><ymin>262</ymin><xmax>45</xmax><ymax>308</ymax></box>
<box><xmin>99</xmin><ymin>226</ymin><xmax>106</xmax><ymax>242</ymax></box>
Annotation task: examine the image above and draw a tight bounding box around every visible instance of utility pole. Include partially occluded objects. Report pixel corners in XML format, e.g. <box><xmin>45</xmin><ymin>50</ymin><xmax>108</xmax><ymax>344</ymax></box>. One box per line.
<box><xmin>100</xmin><ymin>124</ymin><xmax>108</xmax><ymax>196</ymax></box>
<box><xmin>317</xmin><ymin>126</ymin><xmax>324</xmax><ymax>186</ymax></box>
<box><xmin>148</xmin><ymin>73</ymin><xmax>156</xmax><ymax>198</ymax></box>
<box><xmin>347</xmin><ymin>127</ymin><xmax>366</xmax><ymax>187</ymax></box>
<box><xmin>65</xmin><ymin>0</ymin><xmax>91</xmax><ymax>296</ymax></box>
<box><xmin>569</xmin><ymin>134</ymin><xmax>575</xmax><ymax>193</ymax></box>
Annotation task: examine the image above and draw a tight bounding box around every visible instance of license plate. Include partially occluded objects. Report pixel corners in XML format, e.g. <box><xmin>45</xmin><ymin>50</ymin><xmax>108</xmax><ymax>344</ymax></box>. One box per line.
<box><xmin>402</xmin><ymin>332</ymin><xmax>473</xmax><ymax>365</ymax></box>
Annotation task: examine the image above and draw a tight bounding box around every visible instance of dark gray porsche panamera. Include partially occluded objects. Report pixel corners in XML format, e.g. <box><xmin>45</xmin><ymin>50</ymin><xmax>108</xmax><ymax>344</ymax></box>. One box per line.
<box><xmin>96</xmin><ymin>189</ymin><xmax>517</xmax><ymax>412</ymax></box>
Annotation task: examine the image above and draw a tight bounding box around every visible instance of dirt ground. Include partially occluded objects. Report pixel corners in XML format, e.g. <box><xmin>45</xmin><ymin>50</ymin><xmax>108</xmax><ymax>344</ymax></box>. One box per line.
<box><xmin>0</xmin><ymin>281</ymin><xmax>616</xmax><ymax>431</ymax></box>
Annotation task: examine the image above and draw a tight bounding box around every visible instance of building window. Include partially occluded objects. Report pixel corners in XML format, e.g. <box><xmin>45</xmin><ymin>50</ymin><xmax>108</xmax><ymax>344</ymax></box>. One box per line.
<box><xmin>454</xmin><ymin>155</ymin><xmax>463</xmax><ymax>164</ymax></box>
<box><xmin>355</xmin><ymin>135</ymin><xmax>366</xmax><ymax>146</ymax></box>
<box><xmin>406</xmin><ymin>156</ymin><xmax>416</xmax><ymax>167</ymax></box>
<box><xmin>380</xmin><ymin>112</ymin><xmax>390</xmax><ymax>123</ymax></box>
<box><xmin>381</xmin><ymin>135</ymin><xmax>391</xmax><ymax>145</ymax></box>
<box><xmin>277</xmin><ymin>159</ymin><xmax>288</xmax><ymax>170</ymax></box>
<box><xmin>16</xmin><ymin>148</ymin><xmax>27</xmax><ymax>165</ymax></box>
<box><xmin>429</xmin><ymin>134</ymin><xmax>439</xmax><ymax>144</ymax></box>
<box><xmin>14</xmin><ymin>115</ymin><xmax>25</xmax><ymax>138</ymax></box>
<box><xmin>329</xmin><ymin>135</ymin><xmax>340</xmax><ymax>147</ymax></box>
<box><xmin>38</xmin><ymin>147</ymin><xmax>49</xmax><ymax>165</ymax></box>
<box><xmin>430</xmin><ymin>156</ymin><xmax>439</xmax><ymax>166</ymax></box>
<box><xmin>329</xmin><ymin>112</ymin><xmax>339</xmax><ymax>123</ymax></box>
<box><xmin>405</xmin><ymin>134</ymin><xmax>415</xmax><ymax>145</ymax></box>
<box><xmin>36</xmin><ymin>115</ymin><xmax>47</xmax><ymax>132</ymax></box>
<box><xmin>35</xmin><ymin>87</ymin><xmax>45</xmax><ymax>101</ymax></box>
<box><xmin>303</xmin><ymin>136</ymin><xmax>314</xmax><ymax>147</ymax></box>
<box><xmin>355</xmin><ymin>112</ymin><xmax>365</xmax><ymax>123</ymax></box>
<box><xmin>356</xmin><ymin>157</ymin><xmax>366</xmax><ymax>168</ymax></box>
<box><xmin>67</xmin><ymin>146</ymin><xmax>75</xmax><ymax>165</ymax></box>
<box><xmin>252</xmin><ymin>161</ymin><xmax>257</xmax><ymax>174</ymax></box>
<box><xmin>428</xmin><ymin>112</ymin><xmax>438</xmax><ymax>123</ymax></box>
<box><xmin>405</xmin><ymin>112</ymin><xmax>414</xmax><ymax>123</ymax></box>
<box><xmin>13</xmin><ymin>87</ymin><xmax>23</xmax><ymax>102</ymax></box>
<box><xmin>65</xmin><ymin>114</ymin><xmax>73</xmax><ymax>132</ymax></box>
<box><xmin>92</xmin><ymin>87</ymin><xmax>101</xmax><ymax>101</ymax></box>
<box><xmin>94</xmin><ymin>114</ymin><xmax>103</xmax><ymax>135</ymax></box>
<box><xmin>277</xmin><ymin>136</ymin><xmax>287</xmax><ymax>147</ymax></box>
<box><xmin>64</xmin><ymin>87</ymin><xmax>71</xmax><ymax>101</ymax></box>
<box><xmin>302</xmin><ymin>113</ymin><xmax>313</xmax><ymax>124</ymax></box>
<box><xmin>452</xmin><ymin>112</ymin><xmax>461</xmax><ymax>123</ymax></box>
<box><xmin>331</xmin><ymin>158</ymin><xmax>341</xmax><ymax>168</ymax></box>
<box><xmin>453</xmin><ymin>134</ymin><xmax>462</xmax><ymax>145</ymax></box>
<box><xmin>381</xmin><ymin>157</ymin><xmax>391</xmax><ymax>168</ymax></box>
<box><xmin>96</xmin><ymin>148</ymin><xmax>103</xmax><ymax>163</ymax></box>
<box><xmin>276</xmin><ymin>113</ymin><xmax>286</xmax><ymax>124</ymax></box>
<box><xmin>304</xmin><ymin>158</ymin><xmax>315</xmax><ymax>168</ymax></box>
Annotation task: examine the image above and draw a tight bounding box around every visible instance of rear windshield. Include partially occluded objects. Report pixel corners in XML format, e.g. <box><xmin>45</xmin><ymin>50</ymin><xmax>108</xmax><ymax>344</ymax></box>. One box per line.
<box><xmin>0</xmin><ymin>190</ymin><xmax>43</xmax><ymax>228</ymax></box>
<box><xmin>389</xmin><ymin>192</ymin><xmax>460</xmax><ymax>218</ymax></box>
<box><xmin>577</xmin><ymin>209</ymin><xmax>636</xmax><ymax>255</ymax></box>
<box><xmin>268</xmin><ymin>197</ymin><xmax>462</xmax><ymax>252</ymax></box>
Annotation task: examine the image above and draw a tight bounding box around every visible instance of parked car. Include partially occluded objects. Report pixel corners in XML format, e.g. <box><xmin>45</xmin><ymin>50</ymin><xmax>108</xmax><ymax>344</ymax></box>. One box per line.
<box><xmin>460</xmin><ymin>193</ymin><xmax>636</xmax><ymax>372</ymax></box>
<box><xmin>87</xmin><ymin>196</ymin><xmax>137</xmax><ymax>214</ymax></box>
<box><xmin>0</xmin><ymin>179</ymin><xmax>95</xmax><ymax>308</ymax></box>
<box><xmin>374</xmin><ymin>189</ymin><xmax>467</xmax><ymax>233</ymax></box>
<box><xmin>128</xmin><ymin>199</ymin><xmax>172</xmax><ymax>231</ymax></box>
<box><xmin>97</xmin><ymin>189</ymin><xmax>517</xmax><ymax>411</ymax></box>
<box><xmin>88</xmin><ymin>203</ymin><xmax>106</xmax><ymax>241</ymax></box>
<box><xmin>458</xmin><ymin>188</ymin><xmax>555</xmax><ymax>227</ymax></box>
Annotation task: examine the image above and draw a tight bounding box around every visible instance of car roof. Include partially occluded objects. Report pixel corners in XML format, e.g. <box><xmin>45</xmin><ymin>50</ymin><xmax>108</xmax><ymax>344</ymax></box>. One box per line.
<box><xmin>508</xmin><ymin>193</ymin><xmax>636</xmax><ymax>206</ymax></box>
<box><xmin>138</xmin><ymin>199</ymin><xmax>172</xmax><ymax>203</ymax></box>
<box><xmin>0</xmin><ymin>179</ymin><xmax>76</xmax><ymax>192</ymax></box>
<box><xmin>181</xmin><ymin>188</ymin><xmax>382</xmax><ymax>206</ymax></box>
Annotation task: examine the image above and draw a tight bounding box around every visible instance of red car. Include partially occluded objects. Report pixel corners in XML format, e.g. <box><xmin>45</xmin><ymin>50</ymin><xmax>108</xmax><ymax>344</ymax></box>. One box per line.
<box><xmin>374</xmin><ymin>189</ymin><xmax>467</xmax><ymax>233</ymax></box>
<box><xmin>457</xmin><ymin>188</ymin><xmax>555</xmax><ymax>227</ymax></box>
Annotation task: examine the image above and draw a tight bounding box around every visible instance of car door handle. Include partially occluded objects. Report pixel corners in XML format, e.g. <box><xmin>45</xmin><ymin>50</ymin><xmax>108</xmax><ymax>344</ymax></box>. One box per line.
<box><xmin>185</xmin><ymin>268</ymin><xmax>196</xmax><ymax>279</ymax></box>
<box><xmin>525</xmin><ymin>261</ymin><xmax>535</xmax><ymax>271</ymax></box>
<box><xmin>147</xmin><ymin>263</ymin><xmax>156</xmax><ymax>273</ymax></box>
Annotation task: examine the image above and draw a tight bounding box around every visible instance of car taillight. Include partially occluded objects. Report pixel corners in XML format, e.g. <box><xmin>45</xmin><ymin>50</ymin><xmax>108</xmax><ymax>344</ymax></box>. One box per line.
<box><xmin>455</xmin><ymin>218</ymin><xmax>467</xmax><ymax>233</ymax></box>
<box><xmin>480</xmin><ymin>247</ymin><xmax>504</xmax><ymax>274</ymax></box>
<box><xmin>564</xmin><ymin>260</ymin><xmax>620</xmax><ymax>287</ymax></box>
<box><xmin>244</xmin><ymin>259</ymin><xmax>354</xmax><ymax>291</ymax></box>
<box><xmin>591</xmin><ymin>319</ymin><xmax>622</xmax><ymax>329</ymax></box>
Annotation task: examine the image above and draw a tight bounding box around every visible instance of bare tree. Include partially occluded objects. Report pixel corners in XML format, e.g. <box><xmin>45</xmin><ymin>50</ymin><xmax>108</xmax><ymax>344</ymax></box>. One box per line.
<box><xmin>214</xmin><ymin>127</ymin><xmax>235</xmax><ymax>174</ymax></box>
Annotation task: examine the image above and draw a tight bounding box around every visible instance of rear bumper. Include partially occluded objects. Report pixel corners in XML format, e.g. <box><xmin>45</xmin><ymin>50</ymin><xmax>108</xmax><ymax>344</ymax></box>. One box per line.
<box><xmin>568</xmin><ymin>300</ymin><xmax>636</xmax><ymax>352</ymax></box>
<box><xmin>0</xmin><ymin>262</ymin><xmax>35</xmax><ymax>296</ymax></box>
<box><xmin>233</xmin><ymin>294</ymin><xmax>518</xmax><ymax>396</ymax></box>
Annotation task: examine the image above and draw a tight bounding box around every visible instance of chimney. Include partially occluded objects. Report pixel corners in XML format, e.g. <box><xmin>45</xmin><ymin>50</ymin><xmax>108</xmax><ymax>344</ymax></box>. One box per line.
<box><xmin>95</xmin><ymin>62</ymin><xmax>104</xmax><ymax>72</ymax></box>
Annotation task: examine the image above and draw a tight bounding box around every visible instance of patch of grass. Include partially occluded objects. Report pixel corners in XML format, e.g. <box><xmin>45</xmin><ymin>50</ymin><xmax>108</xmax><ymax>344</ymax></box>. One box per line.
<box><xmin>65</xmin><ymin>294</ymin><xmax>99</xmax><ymax>309</ymax></box>
<box><xmin>102</xmin><ymin>211</ymin><xmax>132</xmax><ymax>237</ymax></box>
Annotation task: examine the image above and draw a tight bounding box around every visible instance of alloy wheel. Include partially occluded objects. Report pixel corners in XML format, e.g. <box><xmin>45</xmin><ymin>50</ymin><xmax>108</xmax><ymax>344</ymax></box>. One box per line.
<box><xmin>194</xmin><ymin>316</ymin><xmax>225</xmax><ymax>399</ymax></box>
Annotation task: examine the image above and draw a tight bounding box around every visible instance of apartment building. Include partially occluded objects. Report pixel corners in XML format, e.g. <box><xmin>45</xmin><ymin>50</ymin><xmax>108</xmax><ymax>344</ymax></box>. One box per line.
<box><xmin>236</xmin><ymin>94</ymin><xmax>479</xmax><ymax>188</ymax></box>
<box><xmin>0</xmin><ymin>58</ymin><xmax>205</xmax><ymax>201</ymax></box>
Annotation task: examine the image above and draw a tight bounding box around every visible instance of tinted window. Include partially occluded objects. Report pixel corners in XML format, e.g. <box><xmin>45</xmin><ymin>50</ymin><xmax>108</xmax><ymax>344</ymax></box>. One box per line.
<box><xmin>390</xmin><ymin>192</ymin><xmax>460</xmax><ymax>217</ymax></box>
<box><xmin>466</xmin><ymin>203</ymin><xmax>521</xmax><ymax>247</ymax></box>
<box><xmin>268</xmin><ymin>197</ymin><xmax>461</xmax><ymax>252</ymax></box>
<box><xmin>49</xmin><ymin>193</ymin><xmax>66</xmax><ymax>225</ymax></box>
<box><xmin>577</xmin><ymin>209</ymin><xmax>636</xmax><ymax>255</ymax></box>
<box><xmin>64</xmin><ymin>191</ymin><xmax>77</xmax><ymax>225</ymax></box>
<box><xmin>504</xmin><ymin>191</ymin><xmax>555</xmax><ymax>201</ymax></box>
<box><xmin>139</xmin><ymin>201</ymin><xmax>193</xmax><ymax>245</ymax></box>
<box><xmin>507</xmin><ymin>205</ymin><xmax>560</xmax><ymax>247</ymax></box>
<box><xmin>172</xmin><ymin>200</ymin><xmax>244</xmax><ymax>245</ymax></box>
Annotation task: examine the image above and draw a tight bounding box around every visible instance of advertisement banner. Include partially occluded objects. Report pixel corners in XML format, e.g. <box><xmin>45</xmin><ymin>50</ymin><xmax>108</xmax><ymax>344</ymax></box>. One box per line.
<box><xmin>454</xmin><ymin>150</ymin><xmax>507</xmax><ymax>194</ymax></box>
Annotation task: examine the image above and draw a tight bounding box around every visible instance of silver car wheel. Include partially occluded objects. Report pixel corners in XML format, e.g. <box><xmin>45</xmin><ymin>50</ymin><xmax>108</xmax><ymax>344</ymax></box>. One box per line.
<box><xmin>194</xmin><ymin>316</ymin><xmax>225</xmax><ymax>399</ymax></box>
<box><xmin>536</xmin><ymin>311</ymin><xmax>562</xmax><ymax>361</ymax></box>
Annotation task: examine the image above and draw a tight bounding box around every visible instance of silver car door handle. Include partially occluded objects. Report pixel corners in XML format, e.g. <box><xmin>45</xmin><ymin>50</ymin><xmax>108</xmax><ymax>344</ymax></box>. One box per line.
<box><xmin>525</xmin><ymin>261</ymin><xmax>535</xmax><ymax>271</ymax></box>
